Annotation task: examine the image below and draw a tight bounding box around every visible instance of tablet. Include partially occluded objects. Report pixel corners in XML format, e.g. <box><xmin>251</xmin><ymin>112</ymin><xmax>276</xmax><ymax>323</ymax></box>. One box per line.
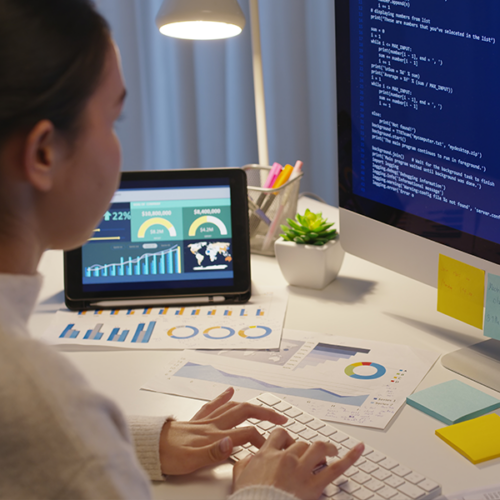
<box><xmin>64</xmin><ymin>168</ymin><xmax>251</xmax><ymax>310</ymax></box>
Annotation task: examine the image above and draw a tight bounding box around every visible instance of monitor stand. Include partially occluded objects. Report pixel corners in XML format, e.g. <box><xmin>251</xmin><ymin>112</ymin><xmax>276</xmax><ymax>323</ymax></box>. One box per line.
<box><xmin>442</xmin><ymin>339</ymin><xmax>500</xmax><ymax>393</ymax></box>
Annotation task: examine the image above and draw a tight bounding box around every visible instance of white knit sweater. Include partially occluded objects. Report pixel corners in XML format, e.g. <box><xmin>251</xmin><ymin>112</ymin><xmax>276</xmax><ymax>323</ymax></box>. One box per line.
<box><xmin>0</xmin><ymin>272</ymin><xmax>298</xmax><ymax>500</ymax></box>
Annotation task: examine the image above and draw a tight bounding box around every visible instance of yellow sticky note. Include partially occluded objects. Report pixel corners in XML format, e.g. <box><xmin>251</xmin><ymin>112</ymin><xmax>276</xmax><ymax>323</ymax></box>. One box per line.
<box><xmin>437</xmin><ymin>254</ymin><xmax>485</xmax><ymax>329</ymax></box>
<box><xmin>436</xmin><ymin>413</ymin><xmax>500</xmax><ymax>464</ymax></box>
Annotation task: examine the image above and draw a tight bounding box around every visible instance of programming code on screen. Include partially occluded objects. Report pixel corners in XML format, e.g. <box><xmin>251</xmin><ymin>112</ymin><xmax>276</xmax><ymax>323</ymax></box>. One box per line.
<box><xmin>351</xmin><ymin>0</ymin><xmax>500</xmax><ymax>244</ymax></box>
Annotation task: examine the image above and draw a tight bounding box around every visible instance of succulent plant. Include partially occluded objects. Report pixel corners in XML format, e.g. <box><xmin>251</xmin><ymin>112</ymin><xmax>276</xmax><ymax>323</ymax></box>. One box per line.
<box><xmin>280</xmin><ymin>209</ymin><xmax>337</xmax><ymax>246</ymax></box>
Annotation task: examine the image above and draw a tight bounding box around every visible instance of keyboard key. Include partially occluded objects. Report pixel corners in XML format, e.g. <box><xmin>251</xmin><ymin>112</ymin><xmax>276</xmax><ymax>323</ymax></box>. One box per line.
<box><xmin>288</xmin><ymin>422</ymin><xmax>306</xmax><ymax>434</ymax></box>
<box><xmin>359</xmin><ymin>462</ymin><xmax>379</xmax><ymax>474</ymax></box>
<box><xmin>296</xmin><ymin>413</ymin><xmax>314</xmax><ymax>424</ymax></box>
<box><xmin>257</xmin><ymin>393</ymin><xmax>281</xmax><ymax>406</ymax></box>
<box><xmin>331</xmin><ymin>431</ymin><xmax>350</xmax><ymax>443</ymax></box>
<box><xmin>257</xmin><ymin>421</ymin><xmax>276</xmax><ymax>431</ymax></box>
<box><xmin>324</xmin><ymin>484</ymin><xmax>341</xmax><ymax>497</ymax></box>
<box><xmin>333</xmin><ymin>475</ymin><xmax>349</xmax><ymax>486</ymax></box>
<box><xmin>333</xmin><ymin>492</ymin><xmax>356</xmax><ymax>500</ymax></box>
<box><xmin>372</xmin><ymin>469</ymin><xmax>391</xmax><ymax>481</ymax></box>
<box><xmin>377</xmin><ymin>485</ymin><xmax>398</xmax><ymax>499</ymax></box>
<box><xmin>352</xmin><ymin>471</ymin><xmax>371</xmax><ymax>485</ymax></box>
<box><xmin>341</xmin><ymin>480</ymin><xmax>361</xmax><ymax>494</ymax></box>
<box><xmin>384</xmin><ymin>475</ymin><xmax>404</xmax><ymax>488</ymax></box>
<box><xmin>308</xmin><ymin>419</ymin><xmax>326</xmax><ymax>431</ymax></box>
<box><xmin>392</xmin><ymin>465</ymin><xmax>412</xmax><ymax>478</ymax></box>
<box><xmin>405</xmin><ymin>472</ymin><xmax>425</xmax><ymax>485</ymax></box>
<box><xmin>397</xmin><ymin>482</ymin><xmax>426</xmax><ymax>499</ymax></box>
<box><xmin>299</xmin><ymin>428</ymin><xmax>318</xmax><ymax>440</ymax></box>
<box><xmin>367</xmin><ymin>451</ymin><xmax>386</xmax><ymax>463</ymax></box>
<box><xmin>320</xmin><ymin>426</ymin><xmax>338</xmax><ymax>437</ymax></box>
<box><xmin>418</xmin><ymin>479</ymin><xmax>440</xmax><ymax>493</ymax></box>
<box><xmin>274</xmin><ymin>401</ymin><xmax>292</xmax><ymax>412</ymax></box>
<box><xmin>378</xmin><ymin>458</ymin><xmax>398</xmax><ymax>470</ymax></box>
<box><xmin>362</xmin><ymin>446</ymin><xmax>375</xmax><ymax>457</ymax></box>
<box><xmin>353</xmin><ymin>487</ymin><xmax>374</xmax><ymax>500</ymax></box>
<box><xmin>284</xmin><ymin>407</ymin><xmax>303</xmax><ymax>418</ymax></box>
<box><xmin>364</xmin><ymin>478</ymin><xmax>384</xmax><ymax>492</ymax></box>
<box><xmin>234</xmin><ymin>449</ymin><xmax>252</xmax><ymax>461</ymax></box>
<box><xmin>344</xmin><ymin>467</ymin><xmax>359</xmax><ymax>478</ymax></box>
<box><xmin>311</xmin><ymin>434</ymin><xmax>327</xmax><ymax>443</ymax></box>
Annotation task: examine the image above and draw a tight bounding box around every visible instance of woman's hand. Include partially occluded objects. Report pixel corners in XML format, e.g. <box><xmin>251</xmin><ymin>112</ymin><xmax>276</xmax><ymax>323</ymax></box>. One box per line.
<box><xmin>232</xmin><ymin>427</ymin><xmax>365</xmax><ymax>500</ymax></box>
<box><xmin>159</xmin><ymin>387</ymin><xmax>288</xmax><ymax>475</ymax></box>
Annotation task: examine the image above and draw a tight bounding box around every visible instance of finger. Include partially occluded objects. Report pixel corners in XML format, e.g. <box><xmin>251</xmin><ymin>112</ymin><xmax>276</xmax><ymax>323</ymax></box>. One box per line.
<box><xmin>315</xmin><ymin>443</ymin><xmax>365</xmax><ymax>486</ymax></box>
<box><xmin>232</xmin><ymin>454</ymin><xmax>253</xmax><ymax>484</ymax></box>
<box><xmin>191</xmin><ymin>387</ymin><xmax>235</xmax><ymax>421</ymax></box>
<box><xmin>211</xmin><ymin>401</ymin><xmax>288</xmax><ymax>429</ymax></box>
<box><xmin>201</xmin><ymin>400</ymin><xmax>240</xmax><ymax>420</ymax></box>
<box><xmin>285</xmin><ymin>440</ymin><xmax>310</xmax><ymax>457</ymax></box>
<box><xmin>226</xmin><ymin>425</ymin><xmax>266</xmax><ymax>449</ymax></box>
<box><xmin>261</xmin><ymin>427</ymin><xmax>295</xmax><ymax>451</ymax></box>
<box><xmin>186</xmin><ymin>435</ymin><xmax>235</xmax><ymax>471</ymax></box>
<box><xmin>299</xmin><ymin>440</ymin><xmax>339</xmax><ymax>470</ymax></box>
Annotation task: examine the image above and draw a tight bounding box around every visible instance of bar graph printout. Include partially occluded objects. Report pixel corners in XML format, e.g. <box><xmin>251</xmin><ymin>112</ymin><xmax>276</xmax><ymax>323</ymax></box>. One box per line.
<box><xmin>41</xmin><ymin>290</ymin><xmax>287</xmax><ymax>350</ymax></box>
<box><xmin>142</xmin><ymin>329</ymin><xmax>439</xmax><ymax>429</ymax></box>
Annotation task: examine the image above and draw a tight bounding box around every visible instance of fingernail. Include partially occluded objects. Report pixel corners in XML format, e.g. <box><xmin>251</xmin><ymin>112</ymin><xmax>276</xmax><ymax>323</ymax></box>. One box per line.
<box><xmin>220</xmin><ymin>436</ymin><xmax>232</xmax><ymax>454</ymax></box>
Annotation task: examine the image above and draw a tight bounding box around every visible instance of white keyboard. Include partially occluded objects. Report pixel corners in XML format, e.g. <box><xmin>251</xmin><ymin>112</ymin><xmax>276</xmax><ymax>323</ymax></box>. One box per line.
<box><xmin>231</xmin><ymin>393</ymin><xmax>441</xmax><ymax>500</ymax></box>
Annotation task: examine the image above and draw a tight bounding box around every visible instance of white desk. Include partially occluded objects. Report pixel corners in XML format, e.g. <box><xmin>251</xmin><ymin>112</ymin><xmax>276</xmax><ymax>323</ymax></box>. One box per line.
<box><xmin>31</xmin><ymin>198</ymin><xmax>500</xmax><ymax>498</ymax></box>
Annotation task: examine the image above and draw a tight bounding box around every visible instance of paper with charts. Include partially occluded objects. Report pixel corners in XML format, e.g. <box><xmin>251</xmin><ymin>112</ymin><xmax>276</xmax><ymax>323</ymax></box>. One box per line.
<box><xmin>143</xmin><ymin>329</ymin><xmax>439</xmax><ymax>429</ymax></box>
<box><xmin>41</xmin><ymin>291</ymin><xmax>287</xmax><ymax>350</ymax></box>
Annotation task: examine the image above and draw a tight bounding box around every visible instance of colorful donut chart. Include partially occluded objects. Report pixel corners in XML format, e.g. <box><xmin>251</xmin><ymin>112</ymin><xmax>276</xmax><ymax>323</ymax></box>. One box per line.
<box><xmin>344</xmin><ymin>362</ymin><xmax>386</xmax><ymax>380</ymax></box>
<box><xmin>238</xmin><ymin>326</ymin><xmax>272</xmax><ymax>339</ymax></box>
<box><xmin>167</xmin><ymin>326</ymin><xmax>199</xmax><ymax>339</ymax></box>
<box><xmin>203</xmin><ymin>326</ymin><xmax>235</xmax><ymax>339</ymax></box>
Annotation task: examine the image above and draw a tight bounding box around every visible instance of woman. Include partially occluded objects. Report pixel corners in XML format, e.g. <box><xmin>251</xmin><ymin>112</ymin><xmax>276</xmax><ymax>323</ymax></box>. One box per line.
<box><xmin>0</xmin><ymin>0</ymin><xmax>363</xmax><ymax>498</ymax></box>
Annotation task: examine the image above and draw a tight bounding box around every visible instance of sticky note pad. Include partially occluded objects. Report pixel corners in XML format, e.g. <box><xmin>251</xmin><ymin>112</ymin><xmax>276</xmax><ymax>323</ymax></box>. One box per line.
<box><xmin>437</xmin><ymin>254</ymin><xmax>485</xmax><ymax>329</ymax></box>
<box><xmin>407</xmin><ymin>380</ymin><xmax>500</xmax><ymax>425</ymax></box>
<box><xmin>484</xmin><ymin>273</ymin><xmax>500</xmax><ymax>341</ymax></box>
<box><xmin>436</xmin><ymin>413</ymin><xmax>500</xmax><ymax>464</ymax></box>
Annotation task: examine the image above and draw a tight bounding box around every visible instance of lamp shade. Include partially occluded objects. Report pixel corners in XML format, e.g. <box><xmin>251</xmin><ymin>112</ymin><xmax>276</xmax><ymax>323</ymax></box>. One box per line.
<box><xmin>156</xmin><ymin>0</ymin><xmax>246</xmax><ymax>40</ymax></box>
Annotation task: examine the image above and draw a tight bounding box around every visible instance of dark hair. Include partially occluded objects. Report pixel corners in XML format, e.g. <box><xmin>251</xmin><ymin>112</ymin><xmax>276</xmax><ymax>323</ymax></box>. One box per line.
<box><xmin>0</xmin><ymin>0</ymin><xmax>111</xmax><ymax>145</ymax></box>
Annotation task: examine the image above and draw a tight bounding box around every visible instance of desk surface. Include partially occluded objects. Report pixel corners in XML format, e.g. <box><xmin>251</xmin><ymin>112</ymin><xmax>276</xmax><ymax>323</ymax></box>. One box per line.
<box><xmin>31</xmin><ymin>198</ymin><xmax>500</xmax><ymax>498</ymax></box>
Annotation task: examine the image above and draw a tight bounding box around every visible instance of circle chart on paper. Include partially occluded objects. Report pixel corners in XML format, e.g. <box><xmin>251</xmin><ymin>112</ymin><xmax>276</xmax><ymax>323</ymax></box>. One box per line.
<box><xmin>203</xmin><ymin>326</ymin><xmax>235</xmax><ymax>339</ymax></box>
<box><xmin>167</xmin><ymin>326</ymin><xmax>199</xmax><ymax>339</ymax></box>
<box><xmin>238</xmin><ymin>326</ymin><xmax>272</xmax><ymax>339</ymax></box>
<box><xmin>344</xmin><ymin>362</ymin><xmax>387</xmax><ymax>380</ymax></box>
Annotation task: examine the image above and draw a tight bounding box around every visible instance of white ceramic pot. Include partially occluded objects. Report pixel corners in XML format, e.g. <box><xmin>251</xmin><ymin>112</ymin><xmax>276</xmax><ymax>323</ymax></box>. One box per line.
<box><xmin>274</xmin><ymin>237</ymin><xmax>345</xmax><ymax>289</ymax></box>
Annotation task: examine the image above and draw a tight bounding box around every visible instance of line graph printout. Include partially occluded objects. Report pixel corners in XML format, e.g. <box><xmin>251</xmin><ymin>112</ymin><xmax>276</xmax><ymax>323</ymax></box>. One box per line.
<box><xmin>143</xmin><ymin>330</ymin><xmax>439</xmax><ymax>429</ymax></box>
<box><xmin>40</xmin><ymin>290</ymin><xmax>287</xmax><ymax>350</ymax></box>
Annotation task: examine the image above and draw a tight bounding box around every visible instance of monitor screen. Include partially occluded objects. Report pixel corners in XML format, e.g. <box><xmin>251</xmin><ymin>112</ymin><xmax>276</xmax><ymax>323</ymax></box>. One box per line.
<box><xmin>335</xmin><ymin>0</ymin><xmax>500</xmax><ymax>392</ymax></box>
<box><xmin>336</xmin><ymin>0</ymin><xmax>500</xmax><ymax>270</ymax></box>
<box><xmin>81</xmin><ymin>180</ymin><xmax>234</xmax><ymax>293</ymax></box>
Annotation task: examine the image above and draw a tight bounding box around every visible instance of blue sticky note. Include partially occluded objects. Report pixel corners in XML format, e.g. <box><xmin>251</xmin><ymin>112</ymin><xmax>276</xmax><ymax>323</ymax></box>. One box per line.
<box><xmin>406</xmin><ymin>379</ymin><xmax>500</xmax><ymax>425</ymax></box>
<box><xmin>485</xmin><ymin>273</ymin><xmax>500</xmax><ymax>341</ymax></box>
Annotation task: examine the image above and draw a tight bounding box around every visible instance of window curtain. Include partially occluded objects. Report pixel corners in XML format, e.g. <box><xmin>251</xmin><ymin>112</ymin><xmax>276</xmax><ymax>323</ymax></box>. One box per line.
<box><xmin>95</xmin><ymin>0</ymin><xmax>339</xmax><ymax>205</ymax></box>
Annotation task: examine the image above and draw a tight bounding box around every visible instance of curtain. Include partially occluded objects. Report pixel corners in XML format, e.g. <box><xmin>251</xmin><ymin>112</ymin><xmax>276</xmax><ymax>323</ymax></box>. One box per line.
<box><xmin>95</xmin><ymin>0</ymin><xmax>339</xmax><ymax>206</ymax></box>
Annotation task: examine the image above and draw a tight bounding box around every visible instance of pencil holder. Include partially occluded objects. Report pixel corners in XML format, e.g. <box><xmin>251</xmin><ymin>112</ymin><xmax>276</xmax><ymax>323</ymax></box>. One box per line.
<box><xmin>243</xmin><ymin>164</ymin><xmax>303</xmax><ymax>256</ymax></box>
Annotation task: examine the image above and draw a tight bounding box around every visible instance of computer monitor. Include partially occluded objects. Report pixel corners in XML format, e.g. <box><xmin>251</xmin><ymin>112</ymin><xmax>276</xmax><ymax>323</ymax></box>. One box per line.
<box><xmin>335</xmin><ymin>0</ymin><xmax>500</xmax><ymax>392</ymax></box>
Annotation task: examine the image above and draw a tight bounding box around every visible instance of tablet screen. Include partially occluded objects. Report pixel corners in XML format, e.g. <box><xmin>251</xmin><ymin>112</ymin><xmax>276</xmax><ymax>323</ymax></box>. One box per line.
<box><xmin>64</xmin><ymin>169</ymin><xmax>251</xmax><ymax>309</ymax></box>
